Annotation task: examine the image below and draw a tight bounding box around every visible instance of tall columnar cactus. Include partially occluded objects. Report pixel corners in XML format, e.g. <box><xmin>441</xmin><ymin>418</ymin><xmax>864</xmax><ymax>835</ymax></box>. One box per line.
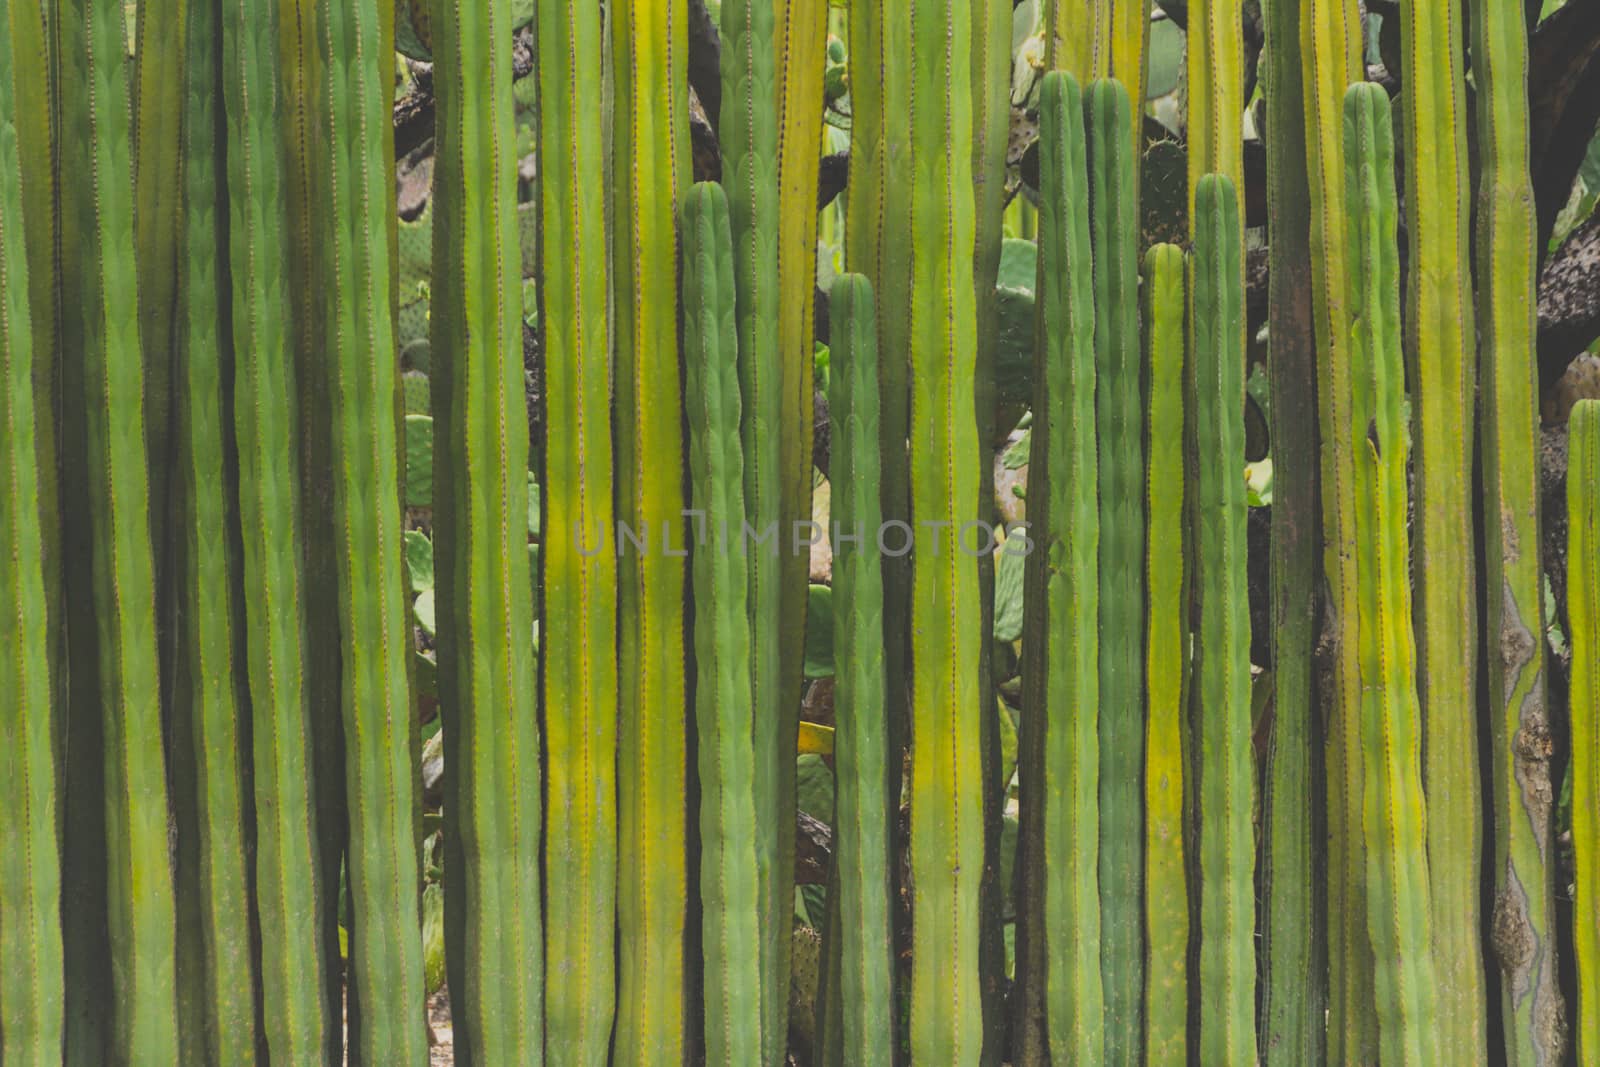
<box><xmin>611</xmin><ymin>1</ymin><xmax>691</xmax><ymax>1059</ymax></box>
<box><xmin>313</xmin><ymin>0</ymin><xmax>431</xmax><ymax>1059</ymax></box>
<box><xmin>1395</xmin><ymin>6</ymin><xmax>1485</xmax><ymax>1052</ymax></box>
<box><xmin>0</xmin><ymin>11</ymin><xmax>63</xmax><ymax>1059</ymax></box>
<box><xmin>432</xmin><ymin>0</ymin><xmax>541</xmax><ymax>1052</ymax></box>
<box><xmin>1260</xmin><ymin>0</ymin><xmax>1325</xmax><ymax>1059</ymax></box>
<box><xmin>1189</xmin><ymin>173</ymin><xmax>1254</xmax><ymax>1067</ymax></box>
<box><xmin>1570</xmin><ymin>399</ymin><xmax>1600</xmax><ymax>1064</ymax></box>
<box><xmin>1084</xmin><ymin>77</ymin><xmax>1146</xmax><ymax>1065</ymax></box>
<box><xmin>1186</xmin><ymin>0</ymin><xmax>1244</xmax><ymax>213</ymax></box>
<box><xmin>907</xmin><ymin>2</ymin><xmax>984</xmax><ymax>1062</ymax></box>
<box><xmin>682</xmin><ymin>180</ymin><xmax>765</xmax><ymax>1066</ymax></box>
<box><xmin>220</xmin><ymin>0</ymin><xmax>336</xmax><ymax>1054</ymax></box>
<box><xmin>1014</xmin><ymin>69</ymin><xmax>1102</xmax><ymax>1067</ymax></box>
<box><xmin>1302</xmin><ymin>1</ymin><xmax>1375</xmax><ymax>1056</ymax></box>
<box><xmin>827</xmin><ymin>273</ymin><xmax>895</xmax><ymax>1067</ymax></box>
<box><xmin>166</xmin><ymin>0</ymin><xmax>258</xmax><ymax>1054</ymax></box>
<box><xmin>1470</xmin><ymin>0</ymin><xmax>1563</xmax><ymax>1059</ymax></box>
<box><xmin>717</xmin><ymin>2</ymin><xmax>786</xmax><ymax>1047</ymax></box>
<box><xmin>1342</xmin><ymin>83</ymin><xmax>1444</xmax><ymax>1067</ymax></box>
<box><xmin>55</xmin><ymin>0</ymin><xmax>178</xmax><ymax>1054</ymax></box>
<box><xmin>1044</xmin><ymin>0</ymin><xmax>1149</xmax><ymax>152</ymax></box>
<box><xmin>536</xmin><ymin>0</ymin><xmax>617</xmax><ymax>1058</ymax></box>
<box><xmin>1141</xmin><ymin>241</ymin><xmax>1188</xmax><ymax>1066</ymax></box>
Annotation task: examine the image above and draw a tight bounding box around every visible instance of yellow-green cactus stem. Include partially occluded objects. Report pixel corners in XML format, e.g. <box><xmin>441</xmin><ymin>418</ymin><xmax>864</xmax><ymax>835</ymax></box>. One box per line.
<box><xmin>1186</xmin><ymin>0</ymin><xmax>1244</xmax><ymax>214</ymax></box>
<box><xmin>537</xmin><ymin>0</ymin><xmax>617</xmax><ymax>1058</ymax></box>
<box><xmin>1569</xmin><ymin>399</ymin><xmax>1600</xmax><ymax>1064</ymax></box>
<box><xmin>611</xmin><ymin>0</ymin><xmax>692</xmax><ymax>1059</ymax></box>
<box><xmin>1043</xmin><ymin>0</ymin><xmax>1149</xmax><ymax>153</ymax></box>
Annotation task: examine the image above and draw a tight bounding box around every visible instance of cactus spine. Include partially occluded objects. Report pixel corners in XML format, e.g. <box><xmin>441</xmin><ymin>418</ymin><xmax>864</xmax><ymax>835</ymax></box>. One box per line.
<box><xmin>828</xmin><ymin>273</ymin><xmax>895</xmax><ymax>1067</ymax></box>
<box><xmin>166</xmin><ymin>0</ymin><xmax>258</xmax><ymax>1053</ymax></box>
<box><xmin>55</xmin><ymin>0</ymin><xmax>178</xmax><ymax>1051</ymax></box>
<box><xmin>1342</xmin><ymin>83</ymin><xmax>1443</xmax><ymax>1067</ymax></box>
<box><xmin>611</xmin><ymin>0</ymin><xmax>691</xmax><ymax>1058</ymax></box>
<box><xmin>1395</xmin><ymin>3</ymin><xmax>1486</xmax><ymax>1052</ymax></box>
<box><xmin>1469</xmin><ymin>0</ymin><xmax>1563</xmax><ymax>1058</ymax></box>
<box><xmin>1083</xmin><ymin>77</ymin><xmax>1147</xmax><ymax>1065</ymax></box>
<box><xmin>432</xmin><ymin>0</ymin><xmax>541</xmax><ymax>1049</ymax></box>
<box><xmin>1302</xmin><ymin>1</ymin><xmax>1376</xmax><ymax>1055</ymax></box>
<box><xmin>907</xmin><ymin>2</ymin><xmax>985</xmax><ymax>1062</ymax></box>
<box><xmin>1570</xmin><ymin>399</ymin><xmax>1600</xmax><ymax>1064</ymax></box>
<box><xmin>537</xmin><ymin>0</ymin><xmax>617</xmax><ymax>1058</ymax></box>
<box><xmin>1260</xmin><ymin>0</ymin><xmax>1325</xmax><ymax>1058</ymax></box>
<box><xmin>1014</xmin><ymin>69</ymin><xmax>1102</xmax><ymax>1067</ymax></box>
<box><xmin>1141</xmin><ymin>241</ymin><xmax>1188</xmax><ymax>1065</ymax></box>
<box><xmin>314</xmin><ymin>0</ymin><xmax>430</xmax><ymax>1057</ymax></box>
<box><xmin>682</xmin><ymin>180</ymin><xmax>765</xmax><ymax>1066</ymax></box>
<box><xmin>1189</xmin><ymin>173</ymin><xmax>1255</xmax><ymax>1067</ymax></box>
<box><xmin>0</xmin><ymin>9</ymin><xmax>63</xmax><ymax>1057</ymax></box>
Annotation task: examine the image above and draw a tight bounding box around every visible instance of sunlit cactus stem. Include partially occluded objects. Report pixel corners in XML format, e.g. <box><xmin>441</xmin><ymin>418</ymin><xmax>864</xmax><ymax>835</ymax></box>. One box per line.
<box><xmin>1569</xmin><ymin>399</ymin><xmax>1600</xmax><ymax>1064</ymax></box>
<box><xmin>1188</xmin><ymin>172</ymin><xmax>1254</xmax><ymax>1067</ymax></box>
<box><xmin>1014</xmin><ymin>68</ymin><xmax>1102</xmax><ymax>1067</ymax></box>
<box><xmin>1141</xmin><ymin>241</ymin><xmax>1187</xmax><ymax>1066</ymax></box>
<box><xmin>682</xmin><ymin>180</ymin><xmax>765</xmax><ymax>1066</ymax></box>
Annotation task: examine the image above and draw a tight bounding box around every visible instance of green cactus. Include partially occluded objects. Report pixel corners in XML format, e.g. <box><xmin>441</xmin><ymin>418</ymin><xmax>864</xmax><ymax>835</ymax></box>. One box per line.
<box><xmin>1260</xmin><ymin>0</ymin><xmax>1325</xmax><ymax>1059</ymax></box>
<box><xmin>826</xmin><ymin>273</ymin><xmax>895</xmax><ymax>1067</ymax></box>
<box><xmin>1570</xmin><ymin>399</ymin><xmax>1600</xmax><ymax>1064</ymax></box>
<box><xmin>1186</xmin><ymin>0</ymin><xmax>1243</xmax><ymax>214</ymax></box>
<box><xmin>1084</xmin><ymin>77</ymin><xmax>1147</xmax><ymax>1066</ymax></box>
<box><xmin>1189</xmin><ymin>172</ymin><xmax>1254</xmax><ymax>1067</ymax></box>
<box><xmin>313</xmin><ymin>0</ymin><xmax>432</xmax><ymax>1061</ymax></box>
<box><xmin>1014</xmin><ymin>69</ymin><xmax>1103</xmax><ymax>1067</ymax></box>
<box><xmin>611</xmin><ymin>0</ymin><xmax>692</xmax><ymax>1059</ymax></box>
<box><xmin>682</xmin><ymin>180</ymin><xmax>765</xmax><ymax>1066</ymax></box>
<box><xmin>1395</xmin><ymin>6</ymin><xmax>1485</xmax><ymax>1052</ymax></box>
<box><xmin>1044</xmin><ymin>0</ymin><xmax>1149</xmax><ymax>154</ymax></box>
<box><xmin>0</xmin><ymin>9</ymin><xmax>63</xmax><ymax>1058</ymax></box>
<box><xmin>1343</xmin><ymin>82</ymin><xmax>1443</xmax><ymax>1067</ymax></box>
<box><xmin>1141</xmin><ymin>241</ymin><xmax>1187</xmax><ymax>1066</ymax></box>
<box><xmin>166</xmin><ymin>0</ymin><xmax>258</xmax><ymax>1055</ymax></box>
<box><xmin>906</xmin><ymin>4</ymin><xmax>985</xmax><ymax>1063</ymax></box>
<box><xmin>1302</xmin><ymin>1</ymin><xmax>1377</xmax><ymax>1056</ymax></box>
<box><xmin>220</xmin><ymin>0</ymin><xmax>336</xmax><ymax>1052</ymax></box>
<box><xmin>536</xmin><ymin>0</ymin><xmax>617</xmax><ymax>1058</ymax></box>
<box><xmin>1470</xmin><ymin>0</ymin><xmax>1564</xmax><ymax>1059</ymax></box>
<box><xmin>432</xmin><ymin>0</ymin><xmax>542</xmax><ymax>1052</ymax></box>
<box><xmin>55</xmin><ymin>0</ymin><xmax>179</xmax><ymax>1054</ymax></box>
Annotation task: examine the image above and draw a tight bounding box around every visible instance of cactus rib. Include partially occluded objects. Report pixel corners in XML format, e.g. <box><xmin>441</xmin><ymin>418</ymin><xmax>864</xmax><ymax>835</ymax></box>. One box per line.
<box><xmin>537</xmin><ymin>0</ymin><xmax>618</xmax><ymax>1058</ymax></box>
<box><xmin>1189</xmin><ymin>172</ymin><xmax>1255</xmax><ymax>1067</ymax></box>
<box><xmin>682</xmin><ymin>180</ymin><xmax>765</xmax><ymax>1066</ymax></box>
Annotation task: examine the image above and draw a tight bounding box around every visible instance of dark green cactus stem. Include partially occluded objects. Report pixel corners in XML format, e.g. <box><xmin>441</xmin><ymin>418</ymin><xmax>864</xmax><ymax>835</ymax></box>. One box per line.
<box><xmin>1141</xmin><ymin>241</ymin><xmax>1187</xmax><ymax>1066</ymax></box>
<box><xmin>537</xmin><ymin>0</ymin><xmax>617</xmax><ymax>1057</ymax></box>
<box><xmin>611</xmin><ymin>0</ymin><xmax>691</xmax><ymax>1059</ymax></box>
<box><xmin>432</xmin><ymin>0</ymin><xmax>541</xmax><ymax>1051</ymax></box>
<box><xmin>314</xmin><ymin>0</ymin><xmax>431</xmax><ymax>1059</ymax></box>
<box><xmin>1302</xmin><ymin>0</ymin><xmax>1377</xmax><ymax>1056</ymax></box>
<box><xmin>908</xmin><ymin>2</ymin><xmax>984</xmax><ymax>1062</ymax></box>
<box><xmin>1343</xmin><ymin>82</ymin><xmax>1444</xmax><ymax>1067</ymax></box>
<box><xmin>1396</xmin><ymin>4</ymin><xmax>1485</xmax><ymax>1053</ymax></box>
<box><xmin>1189</xmin><ymin>172</ymin><xmax>1254</xmax><ymax>1067</ymax></box>
<box><xmin>55</xmin><ymin>0</ymin><xmax>179</xmax><ymax>1053</ymax></box>
<box><xmin>1569</xmin><ymin>399</ymin><xmax>1600</xmax><ymax>1064</ymax></box>
<box><xmin>682</xmin><ymin>180</ymin><xmax>765</xmax><ymax>1066</ymax></box>
<box><xmin>0</xmin><ymin>8</ymin><xmax>63</xmax><ymax>1056</ymax></box>
<box><xmin>220</xmin><ymin>0</ymin><xmax>335</xmax><ymax>1051</ymax></box>
<box><xmin>166</xmin><ymin>0</ymin><xmax>258</xmax><ymax>1053</ymax></box>
<box><xmin>827</xmin><ymin>273</ymin><xmax>895</xmax><ymax>1067</ymax></box>
<box><xmin>1014</xmin><ymin>69</ymin><xmax>1102</xmax><ymax>1067</ymax></box>
<box><xmin>1470</xmin><ymin>0</ymin><xmax>1564</xmax><ymax>1059</ymax></box>
<box><xmin>1085</xmin><ymin>77</ymin><xmax>1145</xmax><ymax>1065</ymax></box>
<box><xmin>1260</xmin><ymin>0</ymin><xmax>1325</xmax><ymax>1058</ymax></box>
